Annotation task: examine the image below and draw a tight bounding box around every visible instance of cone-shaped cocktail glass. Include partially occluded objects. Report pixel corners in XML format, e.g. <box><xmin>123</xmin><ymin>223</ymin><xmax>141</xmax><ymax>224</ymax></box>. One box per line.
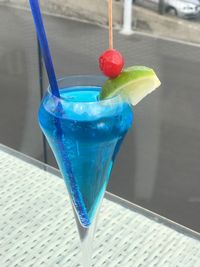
<box><xmin>29</xmin><ymin>1</ymin><xmax>160</xmax><ymax>265</ymax></box>
<box><xmin>38</xmin><ymin>75</ymin><xmax>133</xmax><ymax>266</ymax></box>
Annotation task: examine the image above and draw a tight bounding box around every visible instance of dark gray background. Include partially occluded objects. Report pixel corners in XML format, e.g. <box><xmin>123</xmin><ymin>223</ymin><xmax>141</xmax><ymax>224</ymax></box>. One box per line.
<box><xmin>0</xmin><ymin>6</ymin><xmax>200</xmax><ymax>232</ymax></box>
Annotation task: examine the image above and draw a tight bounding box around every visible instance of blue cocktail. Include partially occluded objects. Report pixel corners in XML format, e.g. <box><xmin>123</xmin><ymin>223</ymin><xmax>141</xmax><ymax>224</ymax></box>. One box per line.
<box><xmin>39</xmin><ymin>76</ymin><xmax>133</xmax><ymax>228</ymax></box>
<box><xmin>29</xmin><ymin>1</ymin><xmax>160</xmax><ymax>265</ymax></box>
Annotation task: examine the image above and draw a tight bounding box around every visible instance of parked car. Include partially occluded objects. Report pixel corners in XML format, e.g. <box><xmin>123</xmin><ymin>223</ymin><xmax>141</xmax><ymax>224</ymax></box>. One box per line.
<box><xmin>165</xmin><ymin>0</ymin><xmax>200</xmax><ymax>18</ymax></box>
<box><xmin>133</xmin><ymin>0</ymin><xmax>200</xmax><ymax>19</ymax></box>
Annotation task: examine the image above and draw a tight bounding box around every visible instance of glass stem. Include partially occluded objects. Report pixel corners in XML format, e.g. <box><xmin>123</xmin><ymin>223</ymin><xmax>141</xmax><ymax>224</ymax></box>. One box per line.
<box><xmin>73</xmin><ymin>206</ymin><xmax>100</xmax><ymax>267</ymax></box>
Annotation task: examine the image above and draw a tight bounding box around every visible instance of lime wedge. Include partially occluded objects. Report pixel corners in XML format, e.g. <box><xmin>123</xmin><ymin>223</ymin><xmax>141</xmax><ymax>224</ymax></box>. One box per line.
<box><xmin>100</xmin><ymin>66</ymin><xmax>161</xmax><ymax>105</ymax></box>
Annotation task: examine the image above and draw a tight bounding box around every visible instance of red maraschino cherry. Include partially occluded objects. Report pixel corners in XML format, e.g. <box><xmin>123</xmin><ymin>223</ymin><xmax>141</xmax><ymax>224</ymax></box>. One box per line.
<box><xmin>99</xmin><ymin>49</ymin><xmax>124</xmax><ymax>78</ymax></box>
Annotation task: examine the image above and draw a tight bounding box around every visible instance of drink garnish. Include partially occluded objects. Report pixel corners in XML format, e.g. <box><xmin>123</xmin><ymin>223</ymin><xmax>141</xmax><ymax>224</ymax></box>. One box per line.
<box><xmin>100</xmin><ymin>66</ymin><xmax>161</xmax><ymax>105</ymax></box>
<box><xmin>99</xmin><ymin>0</ymin><xmax>161</xmax><ymax>105</ymax></box>
<box><xmin>99</xmin><ymin>49</ymin><xmax>124</xmax><ymax>78</ymax></box>
<box><xmin>99</xmin><ymin>0</ymin><xmax>125</xmax><ymax>78</ymax></box>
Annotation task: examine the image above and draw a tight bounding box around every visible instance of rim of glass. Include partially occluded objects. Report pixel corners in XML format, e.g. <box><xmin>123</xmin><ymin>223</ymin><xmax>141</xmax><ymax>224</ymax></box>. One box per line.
<box><xmin>47</xmin><ymin>75</ymin><xmax>123</xmax><ymax>105</ymax></box>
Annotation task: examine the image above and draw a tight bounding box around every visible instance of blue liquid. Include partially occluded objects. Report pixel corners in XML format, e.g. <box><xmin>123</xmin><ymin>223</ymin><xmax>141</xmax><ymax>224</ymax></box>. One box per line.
<box><xmin>39</xmin><ymin>86</ymin><xmax>133</xmax><ymax>227</ymax></box>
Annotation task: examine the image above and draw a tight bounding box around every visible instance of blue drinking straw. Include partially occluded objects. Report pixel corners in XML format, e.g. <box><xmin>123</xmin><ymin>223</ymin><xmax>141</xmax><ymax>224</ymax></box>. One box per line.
<box><xmin>29</xmin><ymin>0</ymin><xmax>60</xmax><ymax>98</ymax></box>
<box><xmin>29</xmin><ymin>0</ymin><xmax>90</xmax><ymax>226</ymax></box>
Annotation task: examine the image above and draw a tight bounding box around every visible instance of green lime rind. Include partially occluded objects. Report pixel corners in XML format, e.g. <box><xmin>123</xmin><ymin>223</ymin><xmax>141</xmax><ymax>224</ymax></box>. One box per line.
<box><xmin>100</xmin><ymin>66</ymin><xmax>161</xmax><ymax>106</ymax></box>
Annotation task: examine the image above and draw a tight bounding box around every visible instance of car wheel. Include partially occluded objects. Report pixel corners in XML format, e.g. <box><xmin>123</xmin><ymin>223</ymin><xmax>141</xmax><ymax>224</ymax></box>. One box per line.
<box><xmin>166</xmin><ymin>7</ymin><xmax>178</xmax><ymax>16</ymax></box>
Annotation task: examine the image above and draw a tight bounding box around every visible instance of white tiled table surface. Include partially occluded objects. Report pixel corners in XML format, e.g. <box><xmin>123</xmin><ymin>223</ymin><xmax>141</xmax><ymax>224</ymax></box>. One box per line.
<box><xmin>0</xmin><ymin>144</ymin><xmax>200</xmax><ymax>267</ymax></box>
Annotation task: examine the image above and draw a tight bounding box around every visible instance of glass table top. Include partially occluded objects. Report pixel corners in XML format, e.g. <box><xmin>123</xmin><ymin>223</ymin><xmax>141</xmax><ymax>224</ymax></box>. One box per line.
<box><xmin>0</xmin><ymin>144</ymin><xmax>200</xmax><ymax>267</ymax></box>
